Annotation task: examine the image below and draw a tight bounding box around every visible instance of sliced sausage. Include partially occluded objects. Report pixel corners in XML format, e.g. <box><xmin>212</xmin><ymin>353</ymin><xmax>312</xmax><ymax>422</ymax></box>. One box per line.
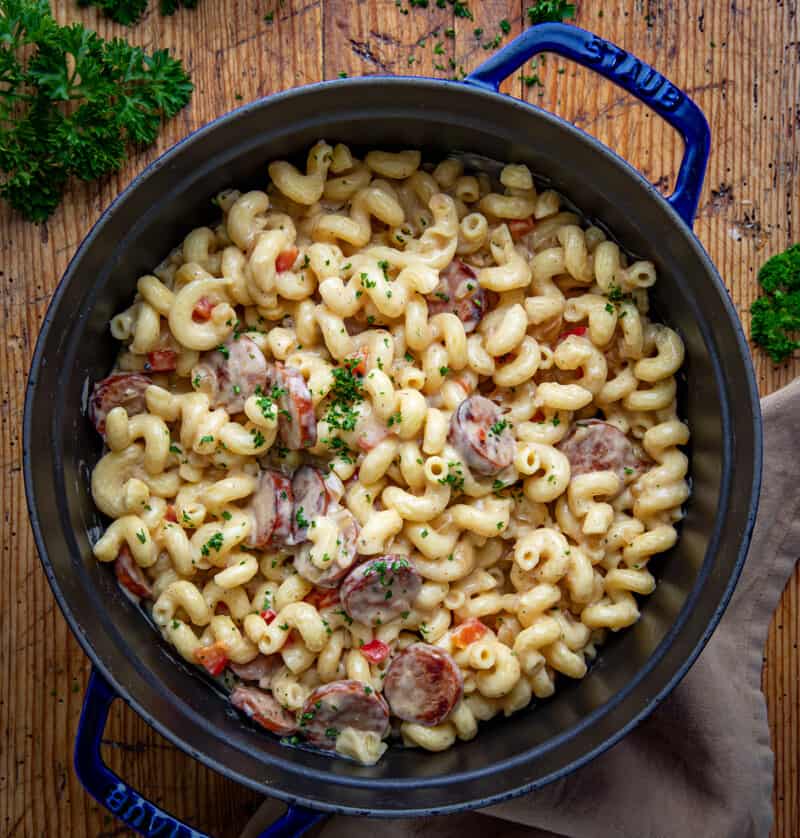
<box><xmin>192</xmin><ymin>335</ymin><xmax>267</xmax><ymax>415</ymax></box>
<box><xmin>244</xmin><ymin>469</ymin><xmax>294</xmax><ymax>549</ymax></box>
<box><xmin>89</xmin><ymin>372</ymin><xmax>151</xmax><ymax>434</ymax></box>
<box><xmin>340</xmin><ymin>556</ymin><xmax>422</xmax><ymax>627</ymax></box>
<box><xmin>426</xmin><ymin>258</ymin><xmax>487</xmax><ymax>333</ymax></box>
<box><xmin>294</xmin><ymin>507</ymin><xmax>359</xmax><ymax>588</ymax></box>
<box><xmin>230</xmin><ymin>685</ymin><xmax>298</xmax><ymax>736</ymax></box>
<box><xmin>114</xmin><ymin>544</ymin><xmax>152</xmax><ymax>599</ymax></box>
<box><xmin>383</xmin><ymin>643</ymin><xmax>463</xmax><ymax>726</ymax></box>
<box><xmin>269</xmin><ymin>363</ymin><xmax>316</xmax><ymax>450</ymax></box>
<box><xmin>299</xmin><ymin>680</ymin><xmax>390</xmax><ymax>749</ymax></box>
<box><xmin>448</xmin><ymin>395</ymin><xmax>514</xmax><ymax>476</ymax></box>
<box><xmin>289</xmin><ymin>465</ymin><xmax>330</xmax><ymax>545</ymax></box>
<box><xmin>229</xmin><ymin>654</ymin><xmax>281</xmax><ymax>685</ymax></box>
<box><xmin>557</xmin><ymin>419</ymin><xmax>649</xmax><ymax>486</ymax></box>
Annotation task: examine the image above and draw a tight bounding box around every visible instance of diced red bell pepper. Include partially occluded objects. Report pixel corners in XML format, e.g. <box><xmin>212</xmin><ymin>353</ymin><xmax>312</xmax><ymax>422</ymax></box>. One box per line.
<box><xmin>346</xmin><ymin>346</ymin><xmax>369</xmax><ymax>377</ymax></box>
<box><xmin>451</xmin><ymin>618</ymin><xmax>489</xmax><ymax>649</ymax></box>
<box><xmin>360</xmin><ymin>639</ymin><xmax>390</xmax><ymax>664</ymax></box>
<box><xmin>194</xmin><ymin>641</ymin><xmax>229</xmax><ymax>676</ymax></box>
<box><xmin>165</xmin><ymin>505</ymin><xmax>178</xmax><ymax>523</ymax></box>
<box><xmin>146</xmin><ymin>349</ymin><xmax>177</xmax><ymax>372</ymax></box>
<box><xmin>114</xmin><ymin>544</ymin><xmax>152</xmax><ymax>599</ymax></box>
<box><xmin>276</xmin><ymin>247</ymin><xmax>299</xmax><ymax>273</ymax></box>
<box><xmin>508</xmin><ymin>216</ymin><xmax>535</xmax><ymax>241</ymax></box>
<box><xmin>259</xmin><ymin>608</ymin><xmax>277</xmax><ymax>624</ymax></box>
<box><xmin>192</xmin><ymin>296</ymin><xmax>215</xmax><ymax>322</ymax></box>
<box><xmin>557</xmin><ymin>326</ymin><xmax>588</xmax><ymax>342</ymax></box>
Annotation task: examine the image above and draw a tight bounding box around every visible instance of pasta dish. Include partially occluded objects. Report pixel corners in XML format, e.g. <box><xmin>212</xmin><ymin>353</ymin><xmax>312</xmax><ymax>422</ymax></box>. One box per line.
<box><xmin>88</xmin><ymin>142</ymin><xmax>689</xmax><ymax>764</ymax></box>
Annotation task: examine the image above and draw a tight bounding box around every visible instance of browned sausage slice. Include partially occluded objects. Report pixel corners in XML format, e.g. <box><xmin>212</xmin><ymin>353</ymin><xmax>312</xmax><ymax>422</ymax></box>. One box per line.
<box><xmin>383</xmin><ymin>643</ymin><xmax>463</xmax><ymax>726</ymax></box>
<box><xmin>114</xmin><ymin>544</ymin><xmax>152</xmax><ymax>599</ymax></box>
<box><xmin>230</xmin><ymin>685</ymin><xmax>298</xmax><ymax>735</ymax></box>
<box><xmin>229</xmin><ymin>655</ymin><xmax>281</xmax><ymax>685</ymax></box>
<box><xmin>340</xmin><ymin>556</ymin><xmax>422</xmax><ymax>627</ymax></box>
<box><xmin>426</xmin><ymin>258</ymin><xmax>487</xmax><ymax>333</ymax></box>
<box><xmin>192</xmin><ymin>335</ymin><xmax>267</xmax><ymax>415</ymax></box>
<box><xmin>294</xmin><ymin>508</ymin><xmax>359</xmax><ymax>588</ymax></box>
<box><xmin>289</xmin><ymin>465</ymin><xmax>330</xmax><ymax>545</ymax></box>
<box><xmin>557</xmin><ymin>419</ymin><xmax>649</xmax><ymax>486</ymax></box>
<box><xmin>448</xmin><ymin>395</ymin><xmax>514</xmax><ymax>476</ymax></box>
<box><xmin>89</xmin><ymin>372</ymin><xmax>151</xmax><ymax>434</ymax></box>
<box><xmin>245</xmin><ymin>470</ymin><xmax>294</xmax><ymax>549</ymax></box>
<box><xmin>299</xmin><ymin>680</ymin><xmax>390</xmax><ymax>749</ymax></box>
<box><xmin>269</xmin><ymin>363</ymin><xmax>316</xmax><ymax>450</ymax></box>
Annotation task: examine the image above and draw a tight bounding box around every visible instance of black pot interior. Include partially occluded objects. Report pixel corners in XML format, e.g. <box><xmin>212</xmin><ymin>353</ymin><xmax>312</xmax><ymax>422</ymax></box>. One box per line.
<box><xmin>25</xmin><ymin>78</ymin><xmax>761</xmax><ymax>815</ymax></box>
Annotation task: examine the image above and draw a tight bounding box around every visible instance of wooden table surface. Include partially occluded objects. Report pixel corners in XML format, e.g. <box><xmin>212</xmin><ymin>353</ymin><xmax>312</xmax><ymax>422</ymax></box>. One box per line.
<box><xmin>1</xmin><ymin>1</ymin><xmax>798</xmax><ymax>836</ymax></box>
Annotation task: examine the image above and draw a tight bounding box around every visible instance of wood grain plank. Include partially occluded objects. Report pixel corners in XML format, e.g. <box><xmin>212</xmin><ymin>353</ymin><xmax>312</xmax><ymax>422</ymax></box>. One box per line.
<box><xmin>0</xmin><ymin>2</ymin><xmax>797</xmax><ymax>837</ymax></box>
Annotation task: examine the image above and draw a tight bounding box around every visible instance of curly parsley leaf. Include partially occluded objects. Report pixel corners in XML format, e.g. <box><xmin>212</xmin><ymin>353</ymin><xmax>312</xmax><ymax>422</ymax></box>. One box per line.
<box><xmin>78</xmin><ymin>0</ymin><xmax>148</xmax><ymax>26</ymax></box>
<box><xmin>0</xmin><ymin>0</ymin><xmax>192</xmax><ymax>221</ymax></box>
<box><xmin>750</xmin><ymin>244</ymin><xmax>800</xmax><ymax>363</ymax></box>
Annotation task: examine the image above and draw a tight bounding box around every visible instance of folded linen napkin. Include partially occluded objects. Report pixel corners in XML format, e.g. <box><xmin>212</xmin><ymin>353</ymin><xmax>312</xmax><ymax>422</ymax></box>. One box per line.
<box><xmin>242</xmin><ymin>378</ymin><xmax>800</xmax><ymax>838</ymax></box>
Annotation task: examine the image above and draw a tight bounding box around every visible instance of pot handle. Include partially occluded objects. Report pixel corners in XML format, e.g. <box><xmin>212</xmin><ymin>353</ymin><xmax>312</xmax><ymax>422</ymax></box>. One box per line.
<box><xmin>75</xmin><ymin>668</ymin><xmax>326</xmax><ymax>838</ymax></box>
<box><xmin>464</xmin><ymin>22</ymin><xmax>710</xmax><ymax>226</ymax></box>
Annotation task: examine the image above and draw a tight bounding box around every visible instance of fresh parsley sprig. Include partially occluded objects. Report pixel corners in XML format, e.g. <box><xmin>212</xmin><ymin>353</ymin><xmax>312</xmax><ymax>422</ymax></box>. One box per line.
<box><xmin>0</xmin><ymin>0</ymin><xmax>193</xmax><ymax>221</ymax></box>
<box><xmin>77</xmin><ymin>0</ymin><xmax>201</xmax><ymax>26</ymax></box>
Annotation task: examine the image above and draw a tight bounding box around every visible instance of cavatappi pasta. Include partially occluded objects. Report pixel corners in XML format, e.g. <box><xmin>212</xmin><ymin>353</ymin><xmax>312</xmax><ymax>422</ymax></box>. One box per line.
<box><xmin>88</xmin><ymin>141</ymin><xmax>690</xmax><ymax>765</ymax></box>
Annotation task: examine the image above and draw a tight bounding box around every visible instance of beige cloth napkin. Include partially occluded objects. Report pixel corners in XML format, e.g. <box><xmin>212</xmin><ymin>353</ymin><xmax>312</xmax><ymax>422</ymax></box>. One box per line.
<box><xmin>243</xmin><ymin>379</ymin><xmax>800</xmax><ymax>838</ymax></box>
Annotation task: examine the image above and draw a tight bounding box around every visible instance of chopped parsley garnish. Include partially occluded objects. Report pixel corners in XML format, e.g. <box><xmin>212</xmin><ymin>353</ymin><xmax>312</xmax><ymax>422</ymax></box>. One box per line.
<box><xmin>216</xmin><ymin>344</ymin><xmax>230</xmax><ymax>359</ymax></box>
<box><xmin>325</xmin><ymin>358</ymin><xmax>364</xmax><ymax>432</ymax></box>
<box><xmin>489</xmin><ymin>419</ymin><xmax>509</xmax><ymax>437</ymax></box>
<box><xmin>135</xmin><ymin>529</ymin><xmax>147</xmax><ymax>544</ymax></box>
<box><xmin>199</xmin><ymin>434</ymin><xmax>214</xmax><ymax>445</ymax></box>
<box><xmin>334</xmin><ymin>608</ymin><xmax>354</xmax><ymax>626</ymax></box>
<box><xmin>254</xmin><ymin>395</ymin><xmax>275</xmax><ymax>422</ymax></box>
<box><xmin>222</xmin><ymin>510</ymin><xmax>232</xmax><ymax>521</ymax></box>
<box><xmin>438</xmin><ymin>461</ymin><xmax>465</xmax><ymax>492</ymax></box>
<box><xmin>325</xmin><ymin>436</ymin><xmax>354</xmax><ymax>464</ymax></box>
<box><xmin>200</xmin><ymin>532</ymin><xmax>224</xmax><ymax>556</ymax></box>
<box><xmin>295</xmin><ymin>506</ymin><xmax>309</xmax><ymax>530</ymax></box>
<box><xmin>387</xmin><ymin>411</ymin><xmax>402</xmax><ymax>427</ymax></box>
<box><xmin>608</xmin><ymin>283</ymin><xmax>625</xmax><ymax>303</ymax></box>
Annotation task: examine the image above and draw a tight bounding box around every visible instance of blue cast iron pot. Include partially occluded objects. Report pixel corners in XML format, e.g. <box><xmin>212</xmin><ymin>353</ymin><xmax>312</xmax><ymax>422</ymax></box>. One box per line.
<box><xmin>23</xmin><ymin>22</ymin><xmax>762</xmax><ymax>838</ymax></box>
